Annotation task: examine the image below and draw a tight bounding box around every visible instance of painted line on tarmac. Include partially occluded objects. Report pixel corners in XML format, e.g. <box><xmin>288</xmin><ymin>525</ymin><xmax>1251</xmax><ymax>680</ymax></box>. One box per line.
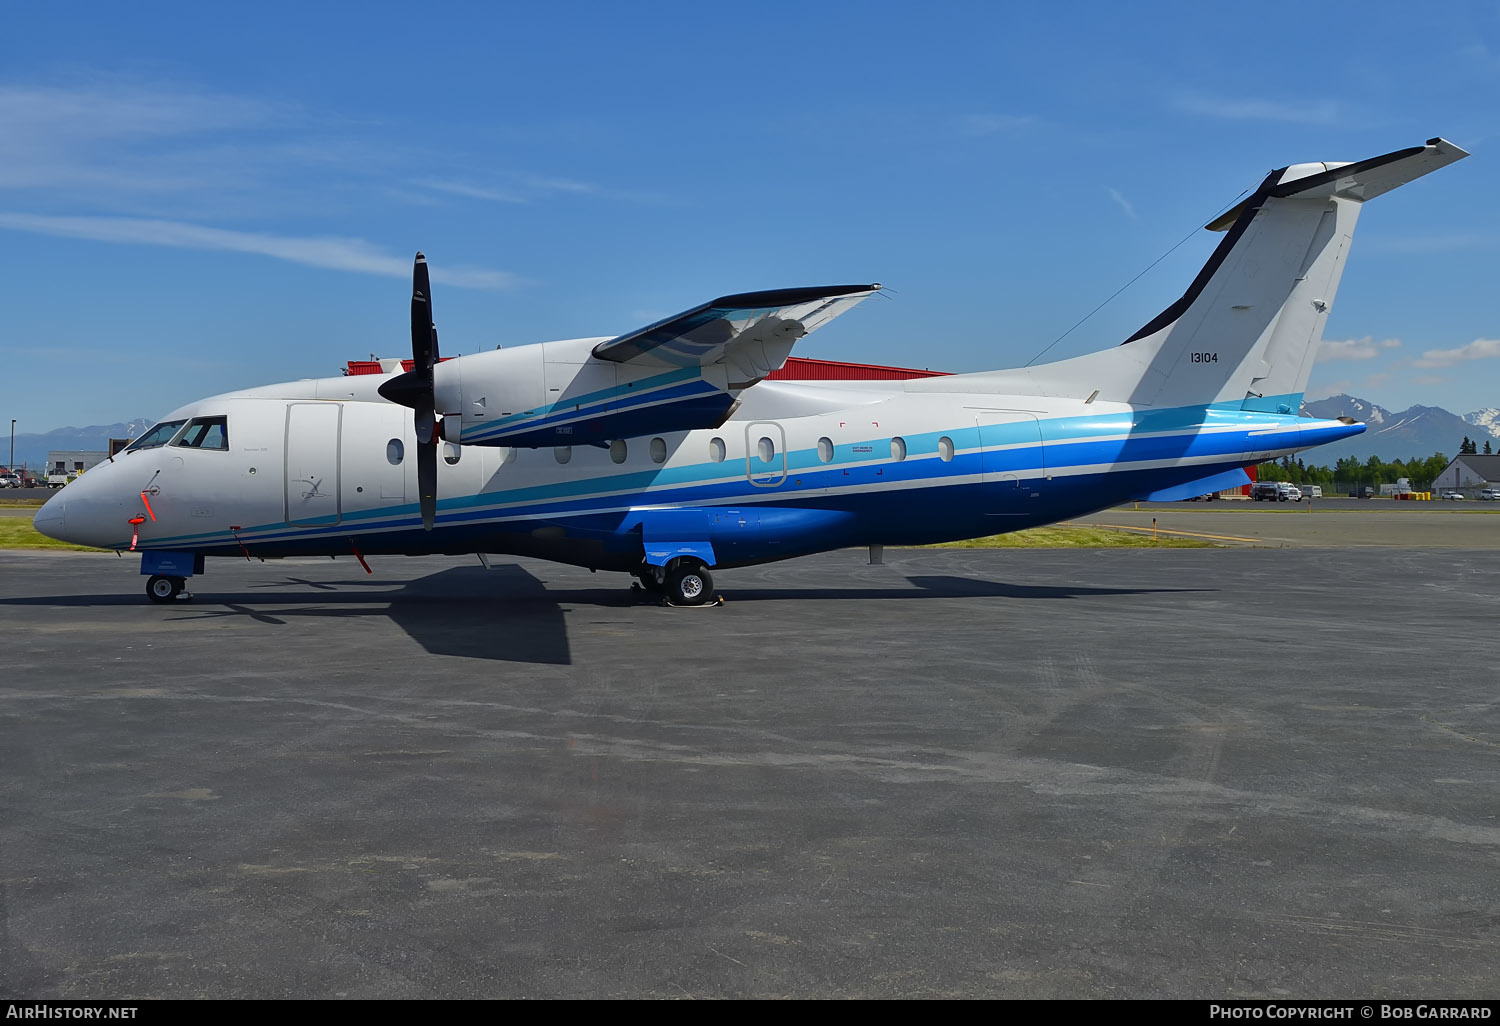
<box><xmin>1086</xmin><ymin>522</ymin><xmax>1262</xmax><ymax>543</ymax></box>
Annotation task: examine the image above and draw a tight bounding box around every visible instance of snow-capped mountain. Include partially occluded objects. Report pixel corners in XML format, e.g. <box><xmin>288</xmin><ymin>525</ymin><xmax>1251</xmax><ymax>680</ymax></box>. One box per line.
<box><xmin>1300</xmin><ymin>395</ymin><xmax>1498</xmax><ymax>462</ymax></box>
<box><xmin>1464</xmin><ymin>408</ymin><xmax>1500</xmax><ymax>436</ymax></box>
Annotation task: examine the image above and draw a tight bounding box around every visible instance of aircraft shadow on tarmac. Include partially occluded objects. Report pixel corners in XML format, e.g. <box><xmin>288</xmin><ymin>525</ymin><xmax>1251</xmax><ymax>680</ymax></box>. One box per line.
<box><xmin>1</xmin><ymin>565</ymin><xmax>1210</xmax><ymax>665</ymax></box>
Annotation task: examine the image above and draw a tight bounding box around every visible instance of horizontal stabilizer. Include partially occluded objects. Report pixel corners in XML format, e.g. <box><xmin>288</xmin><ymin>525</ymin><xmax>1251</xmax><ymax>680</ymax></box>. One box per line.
<box><xmin>1206</xmin><ymin>138</ymin><xmax>1468</xmax><ymax>230</ymax></box>
<box><xmin>1137</xmin><ymin>467</ymin><xmax>1251</xmax><ymax>503</ymax></box>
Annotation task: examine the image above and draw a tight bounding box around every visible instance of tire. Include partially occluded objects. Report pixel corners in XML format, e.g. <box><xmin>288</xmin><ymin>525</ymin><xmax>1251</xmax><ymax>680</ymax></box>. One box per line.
<box><xmin>146</xmin><ymin>575</ymin><xmax>182</xmax><ymax>604</ymax></box>
<box><xmin>666</xmin><ymin>564</ymin><xmax>713</xmax><ymax>606</ymax></box>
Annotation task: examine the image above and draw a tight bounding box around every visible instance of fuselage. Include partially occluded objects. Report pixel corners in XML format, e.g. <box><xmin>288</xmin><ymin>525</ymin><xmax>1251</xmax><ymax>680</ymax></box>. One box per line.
<box><xmin>33</xmin><ymin>367</ymin><xmax>1362</xmax><ymax>571</ymax></box>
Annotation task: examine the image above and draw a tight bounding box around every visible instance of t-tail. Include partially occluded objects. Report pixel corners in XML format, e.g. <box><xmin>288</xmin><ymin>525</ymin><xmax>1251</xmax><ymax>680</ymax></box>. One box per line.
<box><xmin>946</xmin><ymin>138</ymin><xmax>1468</xmax><ymax>411</ymax></box>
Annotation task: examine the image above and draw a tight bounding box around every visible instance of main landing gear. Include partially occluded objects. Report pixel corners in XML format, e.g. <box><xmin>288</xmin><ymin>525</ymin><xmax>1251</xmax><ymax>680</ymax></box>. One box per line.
<box><xmin>145</xmin><ymin>575</ymin><xmax>193</xmax><ymax>604</ymax></box>
<box><xmin>632</xmin><ymin>560</ymin><xmax>718</xmax><ymax>606</ymax></box>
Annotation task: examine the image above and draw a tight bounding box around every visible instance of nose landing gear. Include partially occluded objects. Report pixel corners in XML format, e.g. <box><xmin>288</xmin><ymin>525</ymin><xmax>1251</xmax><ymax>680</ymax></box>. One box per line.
<box><xmin>145</xmin><ymin>575</ymin><xmax>192</xmax><ymax>604</ymax></box>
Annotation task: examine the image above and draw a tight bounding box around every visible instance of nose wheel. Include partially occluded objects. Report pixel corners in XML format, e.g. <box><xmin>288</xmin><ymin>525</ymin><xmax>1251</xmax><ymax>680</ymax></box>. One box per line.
<box><xmin>145</xmin><ymin>575</ymin><xmax>191</xmax><ymax>604</ymax></box>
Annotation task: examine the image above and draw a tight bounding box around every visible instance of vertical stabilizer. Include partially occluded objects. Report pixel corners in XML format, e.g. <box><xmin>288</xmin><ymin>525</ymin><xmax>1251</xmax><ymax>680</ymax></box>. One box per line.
<box><xmin>918</xmin><ymin>138</ymin><xmax>1468</xmax><ymax>408</ymax></box>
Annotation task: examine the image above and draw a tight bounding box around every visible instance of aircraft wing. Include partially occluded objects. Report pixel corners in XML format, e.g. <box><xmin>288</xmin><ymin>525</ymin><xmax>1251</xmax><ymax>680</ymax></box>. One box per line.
<box><xmin>592</xmin><ymin>284</ymin><xmax>880</xmax><ymax>385</ymax></box>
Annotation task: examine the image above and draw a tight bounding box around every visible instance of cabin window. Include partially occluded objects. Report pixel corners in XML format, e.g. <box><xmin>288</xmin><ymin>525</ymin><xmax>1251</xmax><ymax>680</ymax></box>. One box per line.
<box><xmin>938</xmin><ymin>436</ymin><xmax>954</xmax><ymax>462</ymax></box>
<box><xmin>443</xmin><ymin>442</ymin><xmax>461</xmax><ymax>466</ymax></box>
<box><xmin>709</xmin><ymin>437</ymin><xmax>726</xmax><ymax>463</ymax></box>
<box><xmin>387</xmin><ymin>439</ymin><xmax>404</xmax><ymax>465</ymax></box>
<box><xmin>890</xmin><ymin>436</ymin><xmax>907</xmax><ymax>462</ymax></box>
<box><xmin>125</xmin><ymin>420</ymin><xmax>188</xmax><ymax>452</ymax></box>
<box><xmin>554</xmin><ymin>446</ymin><xmax>572</xmax><ymax>465</ymax></box>
<box><xmin>172</xmin><ymin>416</ymin><xmax>229</xmax><ymax>451</ymax></box>
<box><xmin>609</xmin><ymin>439</ymin><xmax>628</xmax><ymax>464</ymax></box>
<box><xmin>817</xmin><ymin>437</ymin><xmax>834</xmax><ymax>463</ymax></box>
<box><xmin>650</xmin><ymin>437</ymin><xmax>667</xmax><ymax>464</ymax></box>
<box><xmin>758</xmin><ymin>436</ymin><xmax>775</xmax><ymax>464</ymax></box>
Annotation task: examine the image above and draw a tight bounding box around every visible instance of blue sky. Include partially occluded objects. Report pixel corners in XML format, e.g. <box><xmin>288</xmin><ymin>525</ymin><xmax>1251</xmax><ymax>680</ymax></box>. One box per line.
<box><xmin>2</xmin><ymin>1</ymin><xmax>1497</xmax><ymax>435</ymax></box>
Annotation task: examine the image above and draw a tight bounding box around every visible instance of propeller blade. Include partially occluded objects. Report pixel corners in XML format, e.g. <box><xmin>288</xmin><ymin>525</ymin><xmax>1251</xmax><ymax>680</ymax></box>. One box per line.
<box><xmin>411</xmin><ymin>252</ymin><xmax>439</xmax><ymax>371</ymax></box>
<box><xmin>417</xmin><ymin>429</ymin><xmax>437</xmax><ymax>531</ymax></box>
<box><xmin>379</xmin><ymin>252</ymin><xmax>445</xmax><ymax>530</ymax></box>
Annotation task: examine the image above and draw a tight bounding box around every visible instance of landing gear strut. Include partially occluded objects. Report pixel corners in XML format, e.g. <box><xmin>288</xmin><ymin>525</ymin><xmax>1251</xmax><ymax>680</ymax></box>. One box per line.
<box><xmin>145</xmin><ymin>575</ymin><xmax>189</xmax><ymax>604</ymax></box>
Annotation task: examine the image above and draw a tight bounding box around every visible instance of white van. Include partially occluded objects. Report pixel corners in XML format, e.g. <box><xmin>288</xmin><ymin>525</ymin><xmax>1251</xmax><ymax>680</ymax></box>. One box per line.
<box><xmin>1300</xmin><ymin>485</ymin><xmax>1322</xmax><ymax>499</ymax></box>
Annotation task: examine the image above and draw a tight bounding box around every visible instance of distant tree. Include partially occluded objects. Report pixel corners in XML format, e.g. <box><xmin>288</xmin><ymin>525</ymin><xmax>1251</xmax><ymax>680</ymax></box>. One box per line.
<box><xmin>1486</xmin><ymin>440</ymin><xmax>1494</xmax><ymax>455</ymax></box>
<box><xmin>1460</xmin><ymin>436</ymin><xmax>1477</xmax><ymax>455</ymax></box>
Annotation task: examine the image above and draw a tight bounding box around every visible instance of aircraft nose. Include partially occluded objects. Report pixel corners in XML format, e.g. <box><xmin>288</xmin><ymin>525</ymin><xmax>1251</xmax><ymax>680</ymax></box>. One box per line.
<box><xmin>32</xmin><ymin>493</ymin><xmax>66</xmax><ymax>541</ymax></box>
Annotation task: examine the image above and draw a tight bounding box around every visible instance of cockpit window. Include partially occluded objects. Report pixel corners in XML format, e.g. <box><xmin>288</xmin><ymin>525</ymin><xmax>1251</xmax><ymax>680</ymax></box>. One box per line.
<box><xmin>125</xmin><ymin>420</ymin><xmax>189</xmax><ymax>451</ymax></box>
<box><xmin>172</xmin><ymin>416</ymin><xmax>229</xmax><ymax>451</ymax></box>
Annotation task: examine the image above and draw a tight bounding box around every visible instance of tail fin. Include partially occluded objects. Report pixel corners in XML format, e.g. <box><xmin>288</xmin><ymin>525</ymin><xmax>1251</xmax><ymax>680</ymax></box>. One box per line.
<box><xmin>930</xmin><ymin>138</ymin><xmax>1468</xmax><ymax>409</ymax></box>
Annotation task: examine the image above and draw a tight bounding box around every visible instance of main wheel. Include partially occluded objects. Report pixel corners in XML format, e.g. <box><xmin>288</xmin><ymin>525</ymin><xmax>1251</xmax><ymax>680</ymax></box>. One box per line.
<box><xmin>146</xmin><ymin>575</ymin><xmax>183</xmax><ymax>604</ymax></box>
<box><xmin>666</xmin><ymin>564</ymin><xmax>713</xmax><ymax>606</ymax></box>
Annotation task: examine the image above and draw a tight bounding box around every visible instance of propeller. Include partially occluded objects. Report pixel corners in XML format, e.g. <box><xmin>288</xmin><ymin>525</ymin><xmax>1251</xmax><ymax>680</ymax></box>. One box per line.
<box><xmin>377</xmin><ymin>253</ymin><xmax>441</xmax><ymax>530</ymax></box>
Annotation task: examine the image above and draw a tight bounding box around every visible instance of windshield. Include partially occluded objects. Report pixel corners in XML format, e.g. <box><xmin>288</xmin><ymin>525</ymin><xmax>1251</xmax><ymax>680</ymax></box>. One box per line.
<box><xmin>125</xmin><ymin>420</ymin><xmax>188</xmax><ymax>452</ymax></box>
<box><xmin>171</xmin><ymin>416</ymin><xmax>228</xmax><ymax>451</ymax></box>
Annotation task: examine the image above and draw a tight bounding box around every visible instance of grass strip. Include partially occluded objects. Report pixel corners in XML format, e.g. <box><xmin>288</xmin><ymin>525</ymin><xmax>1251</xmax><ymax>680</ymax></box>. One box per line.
<box><xmin>0</xmin><ymin>519</ymin><xmax>106</xmax><ymax>551</ymax></box>
<box><xmin>920</xmin><ymin>525</ymin><xmax>1215</xmax><ymax>548</ymax></box>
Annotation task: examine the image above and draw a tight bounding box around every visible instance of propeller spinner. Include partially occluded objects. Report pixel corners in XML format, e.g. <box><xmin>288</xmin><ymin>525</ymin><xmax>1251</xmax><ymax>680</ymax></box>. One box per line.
<box><xmin>377</xmin><ymin>253</ymin><xmax>442</xmax><ymax>530</ymax></box>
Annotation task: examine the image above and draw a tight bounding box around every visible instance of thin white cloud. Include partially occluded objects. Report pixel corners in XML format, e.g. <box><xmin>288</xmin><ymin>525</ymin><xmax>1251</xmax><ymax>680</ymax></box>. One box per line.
<box><xmin>1</xmin><ymin>77</ymin><xmax>607</xmax><ymax>220</ymax></box>
<box><xmin>417</xmin><ymin>176</ymin><xmax>602</xmax><ymax>205</ymax></box>
<box><xmin>1413</xmin><ymin>338</ymin><xmax>1500</xmax><ymax>369</ymax></box>
<box><xmin>419</xmin><ymin>179</ymin><xmax>526</xmax><ymax>203</ymax></box>
<box><xmin>1317</xmin><ymin>336</ymin><xmax>1401</xmax><ymax>362</ymax></box>
<box><xmin>524</xmin><ymin>177</ymin><xmax>597</xmax><ymax>195</ymax></box>
<box><xmin>0</xmin><ymin>81</ymin><xmax>276</xmax><ymax>192</ymax></box>
<box><xmin>1172</xmin><ymin>93</ymin><xmax>1339</xmax><ymax>125</ymax></box>
<box><xmin>1106</xmin><ymin>187</ymin><xmax>1139</xmax><ymax>221</ymax></box>
<box><xmin>0</xmin><ymin>212</ymin><xmax>521</xmax><ymax>291</ymax></box>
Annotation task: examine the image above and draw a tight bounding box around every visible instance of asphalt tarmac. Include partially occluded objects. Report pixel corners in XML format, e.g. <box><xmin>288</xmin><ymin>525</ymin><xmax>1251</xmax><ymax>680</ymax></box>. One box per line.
<box><xmin>3</xmin><ymin>544</ymin><xmax>1498</xmax><ymax>999</ymax></box>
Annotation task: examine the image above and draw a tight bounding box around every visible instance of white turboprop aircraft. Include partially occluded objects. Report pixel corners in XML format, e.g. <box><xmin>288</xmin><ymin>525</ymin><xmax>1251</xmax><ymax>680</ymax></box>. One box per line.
<box><xmin>34</xmin><ymin>138</ymin><xmax>1467</xmax><ymax>605</ymax></box>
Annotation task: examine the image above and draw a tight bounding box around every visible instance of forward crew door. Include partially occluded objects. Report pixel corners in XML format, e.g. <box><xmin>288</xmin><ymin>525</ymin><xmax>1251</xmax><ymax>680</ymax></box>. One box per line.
<box><xmin>285</xmin><ymin>403</ymin><xmax>342</xmax><ymax>525</ymax></box>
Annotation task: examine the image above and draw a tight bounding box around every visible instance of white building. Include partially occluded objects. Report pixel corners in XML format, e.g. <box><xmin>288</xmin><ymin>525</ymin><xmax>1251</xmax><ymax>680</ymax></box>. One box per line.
<box><xmin>47</xmin><ymin>450</ymin><xmax>108</xmax><ymax>476</ymax></box>
<box><xmin>1432</xmin><ymin>454</ymin><xmax>1500</xmax><ymax>496</ymax></box>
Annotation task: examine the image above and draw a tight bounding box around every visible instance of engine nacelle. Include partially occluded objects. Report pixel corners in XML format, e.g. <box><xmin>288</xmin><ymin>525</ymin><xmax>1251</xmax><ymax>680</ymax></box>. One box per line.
<box><xmin>432</xmin><ymin>337</ymin><xmax>736</xmax><ymax>448</ymax></box>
